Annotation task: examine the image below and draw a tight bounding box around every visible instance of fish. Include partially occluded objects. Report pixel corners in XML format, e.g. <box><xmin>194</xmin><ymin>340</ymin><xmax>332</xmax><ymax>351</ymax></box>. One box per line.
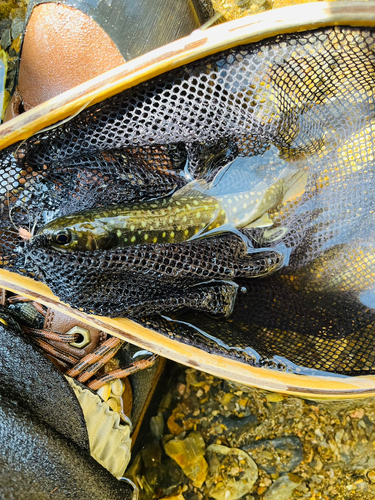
<box><xmin>36</xmin><ymin>163</ymin><xmax>307</xmax><ymax>252</ymax></box>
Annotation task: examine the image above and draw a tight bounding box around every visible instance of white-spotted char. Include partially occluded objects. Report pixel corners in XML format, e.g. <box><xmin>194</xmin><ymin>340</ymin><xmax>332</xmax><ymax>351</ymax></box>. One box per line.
<box><xmin>36</xmin><ymin>165</ymin><xmax>307</xmax><ymax>252</ymax></box>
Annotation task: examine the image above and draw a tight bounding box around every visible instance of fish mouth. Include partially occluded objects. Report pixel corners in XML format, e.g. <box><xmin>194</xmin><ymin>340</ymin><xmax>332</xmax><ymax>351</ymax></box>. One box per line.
<box><xmin>25</xmin><ymin>233</ymin><xmax>50</xmax><ymax>252</ymax></box>
<box><xmin>27</xmin><ymin>232</ymin><xmax>71</xmax><ymax>254</ymax></box>
<box><xmin>28</xmin><ymin>232</ymin><xmax>48</xmax><ymax>244</ymax></box>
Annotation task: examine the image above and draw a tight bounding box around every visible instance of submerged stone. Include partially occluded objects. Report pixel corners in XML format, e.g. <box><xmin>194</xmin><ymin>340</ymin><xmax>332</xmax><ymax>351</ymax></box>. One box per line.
<box><xmin>159</xmin><ymin>495</ymin><xmax>185</xmax><ymax>500</ymax></box>
<box><xmin>205</xmin><ymin>444</ymin><xmax>258</xmax><ymax>500</ymax></box>
<box><xmin>150</xmin><ymin>412</ymin><xmax>165</xmax><ymax>439</ymax></box>
<box><xmin>142</xmin><ymin>441</ymin><xmax>162</xmax><ymax>469</ymax></box>
<box><xmin>164</xmin><ymin>431</ymin><xmax>208</xmax><ymax>488</ymax></box>
<box><xmin>0</xmin><ymin>29</ymin><xmax>11</xmax><ymax>50</ymax></box>
<box><xmin>264</xmin><ymin>473</ymin><xmax>302</xmax><ymax>500</ymax></box>
<box><xmin>219</xmin><ymin>414</ymin><xmax>259</xmax><ymax>444</ymax></box>
<box><xmin>11</xmin><ymin>17</ymin><xmax>24</xmax><ymax>40</ymax></box>
<box><xmin>242</xmin><ymin>435</ymin><xmax>303</xmax><ymax>474</ymax></box>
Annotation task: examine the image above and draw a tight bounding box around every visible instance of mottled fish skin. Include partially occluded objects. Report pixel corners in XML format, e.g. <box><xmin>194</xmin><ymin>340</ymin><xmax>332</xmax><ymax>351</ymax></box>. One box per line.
<box><xmin>217</xmin><ymin>177</ymin><xmax>285</xmax><ymax>229</ymax></box>
<box><xmin>36</xmin><ymin>167</ymin><xmax>305</xmax><ymax>252</ymax></box>
<box><xmin>37</xmin><ymin>192</ymin><xmax>226</xmax><ymax>251</ymax></box>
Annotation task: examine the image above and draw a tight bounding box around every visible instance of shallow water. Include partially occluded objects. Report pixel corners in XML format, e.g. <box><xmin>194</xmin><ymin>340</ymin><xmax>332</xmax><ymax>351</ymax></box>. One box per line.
<box><xmin>131</xmin><ymin>365</ymin><xmax>375</xmax><ymax>500</ymax></box>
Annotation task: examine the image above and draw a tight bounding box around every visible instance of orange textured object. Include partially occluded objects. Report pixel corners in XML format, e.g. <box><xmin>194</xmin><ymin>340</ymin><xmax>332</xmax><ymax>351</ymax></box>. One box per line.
<box><xmin>5</xmin><ymin>3</ymin><xmax>125</xmax><ymax>120</ymax></box>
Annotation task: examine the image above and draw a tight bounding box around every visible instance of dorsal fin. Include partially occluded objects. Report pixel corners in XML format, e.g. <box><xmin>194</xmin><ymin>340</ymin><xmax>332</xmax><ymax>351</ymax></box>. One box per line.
<box><xmin>171</xmin><ymin>179</ymin><xmax>209</xmax><ymax>199</ymax></box>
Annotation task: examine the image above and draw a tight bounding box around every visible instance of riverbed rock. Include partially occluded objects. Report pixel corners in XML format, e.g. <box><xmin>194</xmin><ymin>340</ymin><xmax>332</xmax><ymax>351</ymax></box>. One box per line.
<box><xmin>205</xmin><ymin>444</ymin><xmax>258</xmax><ymax>500</ymax></box>
<box><xmin>242</xmin><ymin>435</ymin><xmax>303</xmax><ymax>474</ymax></box>
<box><xmin>264</xmin><ymin>473</ymin><xmax>302</xmax><ymax>500</ymax></box>
<box><xmin>164</xmin><ymin>431</ymin><xmax>208</xmax><ymax>488</ymax></box>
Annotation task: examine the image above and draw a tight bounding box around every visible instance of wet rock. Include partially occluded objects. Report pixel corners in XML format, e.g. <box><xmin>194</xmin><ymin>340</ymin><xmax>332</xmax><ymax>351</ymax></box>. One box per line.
<box><xmin>142</xmin><ymin>441</ymin><xmax>162</xmax><ymax>469</ymax></box>
<box><xmin>11</xmin><ymin>18</ymin><xmax>24</xmax><ymax>40</ymax></box>
<box><xmin>150</xmin><ymin>412</ymin><xmax>165</xmax><ymax>439</ymax></box>
<box><xmin>165</xmin><ymin>459</ymin><xmax>185</xmax><ymax>487</ymax></box>
<box><xmin>205</xmin><ymin>444</ymin><xmax>258</xmax><ymax>500</ymax></box>
<box><xmin>10</xmin><ymin>8</ymin><xmax>26</xmax><ymax>21</ymax></box>
<box><xmin>264</xmin><ymin>473</ymin><xmax>302</xmax><ymax>500</ymax></box>
<box><xmin>167</xmin><ymin>411</ymin><xmax>195</xmax><ymax>435</ymax></box>
<box><xmin>1</xmin><ymin>29</ymin><xmax>11</xmax><ymax>50</ymax></box>
<box><xmin>146</xmin><ymin>466</ymin><xmax>163</xmax><ymax>488</ymax></box>
<box><xmin>0</xmin><ymin>19</ymin><xmax>11</xmax><ymax>32</ymax></box>
<box><xmin>265</xmin><ymin>393</ymin><xmax>285</xmax><ymax>402</ymax></box>
<box><xmin>215</xmin><ymin>413</ymin><xmax>259</xmax><ymax>447</ymax></box>
<box><xmin>164</xmin><ymin>431</ymin><xmax>208</xmax><ymax>488</ymax></box>
<box><xmin>220</xmin><ymin>414</ymin><xmax>258</xmax><ymax>435</ymax></box>
<box><xmin>183</xmin><ymin>493</ymin><xmax>200</xmax><ymax>500</ymax></box>
<box><xmin>159</xmin><ymin>495</ymin><xmax>185</xmax><ymax>500</ymax></box>
<box><xmin>186</xmin><ymin>368</ymin><xmax>212</xmax><ymax>388</ymax></box>
<box><xmin>242</xmin><ymin>435</ymin><xmax>303</xmax><ymax>474</ymax></box>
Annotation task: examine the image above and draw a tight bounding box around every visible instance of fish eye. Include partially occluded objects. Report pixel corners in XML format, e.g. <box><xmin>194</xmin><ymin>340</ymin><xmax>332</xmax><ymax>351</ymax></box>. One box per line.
<box><xmin>54</xmin><ymin>230</ymin><xmax>72</xmax><ymax>245</ymax></box>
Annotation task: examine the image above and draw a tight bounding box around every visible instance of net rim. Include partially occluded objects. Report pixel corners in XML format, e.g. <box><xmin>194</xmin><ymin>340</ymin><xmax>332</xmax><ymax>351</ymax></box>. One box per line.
<box><xmin>1</xmin><ymin>3</ymin><xmax>375</xmax><ymax>397</ymax></box>
<box><xmin>1</xmin><ymin>270</ymin><xmax>375</xmax><ymax>400</ymax></box>
<box><xmin>1</xmin><ymin>1</ymin><xmax>375</xmax><ymax>148</ymax></box>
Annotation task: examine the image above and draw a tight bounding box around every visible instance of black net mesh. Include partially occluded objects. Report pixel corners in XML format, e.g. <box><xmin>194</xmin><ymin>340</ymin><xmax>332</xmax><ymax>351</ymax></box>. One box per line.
<box><xmin>0</xmin><ymin>26</ymin><xmax>375</xmax><ymax>376</ymax></box>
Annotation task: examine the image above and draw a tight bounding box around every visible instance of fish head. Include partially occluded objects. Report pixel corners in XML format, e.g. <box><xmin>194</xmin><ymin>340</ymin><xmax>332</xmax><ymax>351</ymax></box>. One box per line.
<box><xmin>36</xmin><ymin>214</ymin><xmax>113</xmax><ymax>252</ymax></box>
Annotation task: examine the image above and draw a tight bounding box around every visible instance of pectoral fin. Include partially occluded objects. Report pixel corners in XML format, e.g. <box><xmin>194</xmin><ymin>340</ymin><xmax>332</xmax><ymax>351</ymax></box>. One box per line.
<box><xmin>282</xmin><ymin>169</ymin><xmax>309</xmax><ymax>203</ymax></box>
<box><xmin>244</xmin><ymin>213</ymin><xmax>273</xmax><ymax>228</ymax></box>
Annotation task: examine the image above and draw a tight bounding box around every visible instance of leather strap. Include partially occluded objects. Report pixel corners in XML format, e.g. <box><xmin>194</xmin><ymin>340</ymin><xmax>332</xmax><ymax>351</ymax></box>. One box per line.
<box><xmin>43</xmin><ymin>308</ymin><xmax>107</xmax><ymax>360</ymax></box>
